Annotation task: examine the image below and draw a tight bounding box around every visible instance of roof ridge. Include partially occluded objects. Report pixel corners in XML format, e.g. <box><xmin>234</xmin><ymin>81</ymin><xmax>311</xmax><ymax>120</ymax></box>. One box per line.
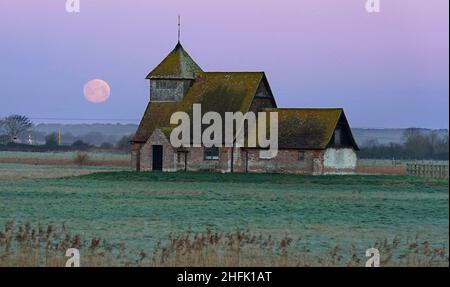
<box><xmin>266</xmin><ymin>107</ymin><xmax>344</xmax><ymax>110</ymax></box>
<box><xmin>204</xmin><ymin>71</ymin><xmax>265</xmax><ymax>73</ymax></box>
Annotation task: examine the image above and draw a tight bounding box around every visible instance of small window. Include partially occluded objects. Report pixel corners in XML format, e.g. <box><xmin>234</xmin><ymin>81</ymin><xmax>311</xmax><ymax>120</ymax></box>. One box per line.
<box><xmin>298</xmin><ymin>151</ymin><xmax>305</xmax><ymax>161</ymax></box>
<box><xmin>334</xmin><ymin>129</ymin><xmax>341</xmax><ymax>146</ymax></box>
<box><xmin>204</xmin><ymin>147</ymin><xmax>219</xmax><ymax>160</ymax></box>
<box><xmin>156</xmin><ymin>80</ymin><xmax>177</xmax><ymax>90</ymax></box>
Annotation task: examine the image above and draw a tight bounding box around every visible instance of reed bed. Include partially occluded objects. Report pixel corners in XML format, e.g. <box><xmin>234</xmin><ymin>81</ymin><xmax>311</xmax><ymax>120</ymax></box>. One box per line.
<box><xmin>0</xmin><ymin>222</ymin><xmax>447</xmax><ymax>267</ymax></box>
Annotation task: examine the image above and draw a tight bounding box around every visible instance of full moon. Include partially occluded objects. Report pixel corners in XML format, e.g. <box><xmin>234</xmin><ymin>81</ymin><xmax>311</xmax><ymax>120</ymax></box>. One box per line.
<box><xmin>83</xmin><ymin>79</ymin><xmax>111</xmax><ymax>103</ymax></box>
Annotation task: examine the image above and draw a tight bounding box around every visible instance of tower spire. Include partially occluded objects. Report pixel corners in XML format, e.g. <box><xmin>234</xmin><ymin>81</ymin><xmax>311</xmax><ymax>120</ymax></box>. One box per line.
<box><xmin>177</xmin><ymin>15</ymin><xmax>181</xmax><ymax>44</ymax></box>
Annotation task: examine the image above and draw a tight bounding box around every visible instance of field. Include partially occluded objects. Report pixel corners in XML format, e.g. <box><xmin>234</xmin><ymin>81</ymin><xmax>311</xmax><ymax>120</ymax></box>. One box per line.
<box><xmin>0</xmin><ymin>151</ymin><xmax>130</xmax><ymax>167</ymax></box>
<box><xmin>0</xmin><ymin>154</ymin><xmax>448</xmax><ymax>266</ymax></box>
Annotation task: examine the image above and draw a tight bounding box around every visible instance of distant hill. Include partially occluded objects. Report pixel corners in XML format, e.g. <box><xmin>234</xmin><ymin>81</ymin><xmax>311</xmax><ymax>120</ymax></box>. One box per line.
<box><xmin>29</xmin><ymin>123</ymin><xmax>138</xmax><ymax>145</ymax></box>
<box><xmin>29</xmin><ymin>124</ymin><xmax>448</xmax><ymax>147</ymax></box>
<box><xmin>32</xmin><ymin>123</ymin><xmax>138</xmax><ymax>137</ymax></box>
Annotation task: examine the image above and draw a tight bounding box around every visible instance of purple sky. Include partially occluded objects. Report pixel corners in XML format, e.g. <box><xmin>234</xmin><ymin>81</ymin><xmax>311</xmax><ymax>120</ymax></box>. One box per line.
<box><xmin>0</xmin><ymin>0</ymin><xmax>448</xmax><ymax>128</ymax></box>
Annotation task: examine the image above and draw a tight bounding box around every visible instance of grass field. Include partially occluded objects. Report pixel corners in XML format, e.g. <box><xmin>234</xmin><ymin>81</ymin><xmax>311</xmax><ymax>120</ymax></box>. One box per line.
<box><xmin>0</xmin><ymin>151</ymin><xmax>130</xmax><ymax>167</ymax></box>
<box><xmin>0</xmin><ymin>162</ymin><xmax>448</xmax><ymax>266</ymax></box>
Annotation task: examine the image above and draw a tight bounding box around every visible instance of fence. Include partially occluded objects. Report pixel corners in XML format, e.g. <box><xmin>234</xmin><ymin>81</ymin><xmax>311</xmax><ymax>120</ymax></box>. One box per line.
<box><xmin>357</xmin><ymin>159</ymin><xmax>449</xmax><ymax>177</ymax></box>
<box><xmin>358</xmin><ymin>159</ymin><xmax>449</xmax><ymax>167</ymax></box>
<box><xmin>406</xmin><ymin>163</ymin><xmax>449</xmax><ymax>179</ymax></box>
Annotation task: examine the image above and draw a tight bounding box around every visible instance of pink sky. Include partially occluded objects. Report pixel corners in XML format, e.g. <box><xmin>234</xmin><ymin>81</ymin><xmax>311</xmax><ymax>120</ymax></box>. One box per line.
<box><xmin>0</xmin><ymin>0</ymin><xmax>448</xmax><ymax>128</ymax></box>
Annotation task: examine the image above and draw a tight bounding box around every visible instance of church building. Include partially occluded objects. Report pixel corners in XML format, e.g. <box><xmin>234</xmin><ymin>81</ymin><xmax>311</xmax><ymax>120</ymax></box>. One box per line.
<box><xmin>131</xmin><ymin>42</ymin><xmax>359</xmax><ymax>175</ymax></box>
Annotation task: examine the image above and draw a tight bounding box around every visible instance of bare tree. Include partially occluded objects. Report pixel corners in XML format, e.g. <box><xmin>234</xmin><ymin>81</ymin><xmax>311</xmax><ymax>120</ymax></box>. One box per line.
<box><xmin>0</xmin><ymin>118</ymin><xmax>4</xmax><ymax>134</ymax></box>
<box><xmin>116</xmin><ymin>134</ymin><xmax>134</xmax><ymax>151</ymax></box>
<box><xmin>402</xmin><ymin>127</ymin><xmax>421</xmax><ymax>141</ymax></box>
<box><xmin>0</xmin><ymin>115</ymin><xmax>33</xmax><ymax>142</ymax></box>
<box><xmin>0</xmin><ymin>120</ymin><xmax>7</xmax><ymax>144</ymax></box>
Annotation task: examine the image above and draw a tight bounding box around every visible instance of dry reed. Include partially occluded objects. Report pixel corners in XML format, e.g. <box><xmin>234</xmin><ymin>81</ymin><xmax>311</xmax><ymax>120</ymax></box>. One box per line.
<box><xmin>0</xmin><ymin>222</ymin><xmax>447</xmax><ymax>267</ymax></box>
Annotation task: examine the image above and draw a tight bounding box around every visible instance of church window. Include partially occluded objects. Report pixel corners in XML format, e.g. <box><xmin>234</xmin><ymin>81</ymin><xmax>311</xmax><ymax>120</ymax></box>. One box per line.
<box><xmin>204</xmin><ymin>147</ymin><xmax>219</xmax><ymax>160</ymax></box>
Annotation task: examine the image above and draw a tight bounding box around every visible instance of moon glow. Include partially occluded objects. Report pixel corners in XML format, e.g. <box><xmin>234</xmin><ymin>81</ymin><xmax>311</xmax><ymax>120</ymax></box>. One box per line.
<box><xmin>83</xmin><ymin>79</ymin><xmax>111</xmax><ymax>103</ymax></box>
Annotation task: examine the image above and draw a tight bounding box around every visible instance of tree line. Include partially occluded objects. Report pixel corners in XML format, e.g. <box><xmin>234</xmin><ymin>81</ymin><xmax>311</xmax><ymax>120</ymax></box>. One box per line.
<box><xmin>0</xmin><ymin>115</ymin><xmax>133</xmax><ymax>151</ymax></box>
<box><xmin>357</xmin><ymin>128</ymin><xmax>449</xmax><ymax>160</ymax></box>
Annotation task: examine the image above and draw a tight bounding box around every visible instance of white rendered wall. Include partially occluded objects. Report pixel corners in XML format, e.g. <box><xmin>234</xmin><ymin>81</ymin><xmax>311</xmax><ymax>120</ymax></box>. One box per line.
<box><xmin>323</xmin><ymin>148</ymin><xmax>357</xmax><ymax>171</ymax></box>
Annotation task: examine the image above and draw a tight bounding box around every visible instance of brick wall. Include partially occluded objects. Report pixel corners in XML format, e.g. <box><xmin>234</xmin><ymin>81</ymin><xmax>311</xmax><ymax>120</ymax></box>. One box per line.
<box><xmin>244</xmin><ymin>149</ymin><xmax>321</xmax><ymax>174</ymax></box>
<box><xmin>135</xmin><ymin>131</ymin><xmax>357</xmax><ymax>175</ymax></box>
<box><xmin>140</xmin><ymin>129</ymin><xmax>176</xmax><ymax>171</ymax></box>
<box><xmin>130</xmin><ymin>143</ymin><xmax>142</xmax><ymax>171</ymax></box>
<box><xmin>138</xmin><ymin>129</ymin><xmax>233</xmax><ymax>172</ymax></box>
<box><xmin>184</xmin><ymin>146</ymin><xmax>231</xmax><ymax>172</ymax></box>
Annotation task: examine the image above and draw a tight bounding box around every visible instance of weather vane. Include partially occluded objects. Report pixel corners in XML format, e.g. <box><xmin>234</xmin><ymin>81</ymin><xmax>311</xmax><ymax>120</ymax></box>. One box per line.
<box><xmin>178</xmin><ymin>15</ymin><xmax>181</xmax><ymax>43</ymax></box>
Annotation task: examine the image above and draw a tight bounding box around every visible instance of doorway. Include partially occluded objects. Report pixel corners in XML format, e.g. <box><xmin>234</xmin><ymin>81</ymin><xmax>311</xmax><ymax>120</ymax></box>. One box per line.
<box><xmin>152</xmin><ymin>145</ymin><xmax>163</xmax><ymax>171</ymax></box>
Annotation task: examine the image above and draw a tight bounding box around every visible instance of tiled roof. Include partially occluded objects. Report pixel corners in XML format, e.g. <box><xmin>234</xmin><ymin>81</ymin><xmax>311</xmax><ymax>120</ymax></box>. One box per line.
<box><xmin>133</xmin><ymin>72</ymin><xmax>265</xmax><ymax>143</ymax></box>
<box><xmin>146</xmin><ymin>43</ymin><xmax>203</xmax><ymax>79</ymax></box>
<box><xmin>256</xmin><ymin>108</ymin><xmax>359</xmax><ymax>149</ymax></box>
<box><xmin>136</xmin><ymin>45</ymin><xmax>358</xmax><ymax>151</ymax></box>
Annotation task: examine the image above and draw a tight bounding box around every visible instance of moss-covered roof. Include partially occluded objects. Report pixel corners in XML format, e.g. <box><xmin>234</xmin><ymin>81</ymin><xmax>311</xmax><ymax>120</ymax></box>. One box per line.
<box><xmin>136</xmin><ymin>44</ymin><xmax>358</xmax><ymax>150</ymax></box>
<box><xmin>146</xmin><ymin>43</ymin><xmax>203</xmax><ymax>79</ymax></box>
<box><xmin>253</xmin><ymin>108</ymin><xmax>358</xmax><ymax>150</ymax></box>
<box><xmin>133</xmin><ymin>101</ymin><xmax>179</xmax><ymax>143</ymax></box>
<box><xmin>271</xmin><ymin>108</ymin><xmax>341</xmax><ymax>149</ymax></box>
<box><xmin>133</xmin><ymin>72</ymin><xmax>265</xmax><ymax>142</ymax></box>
